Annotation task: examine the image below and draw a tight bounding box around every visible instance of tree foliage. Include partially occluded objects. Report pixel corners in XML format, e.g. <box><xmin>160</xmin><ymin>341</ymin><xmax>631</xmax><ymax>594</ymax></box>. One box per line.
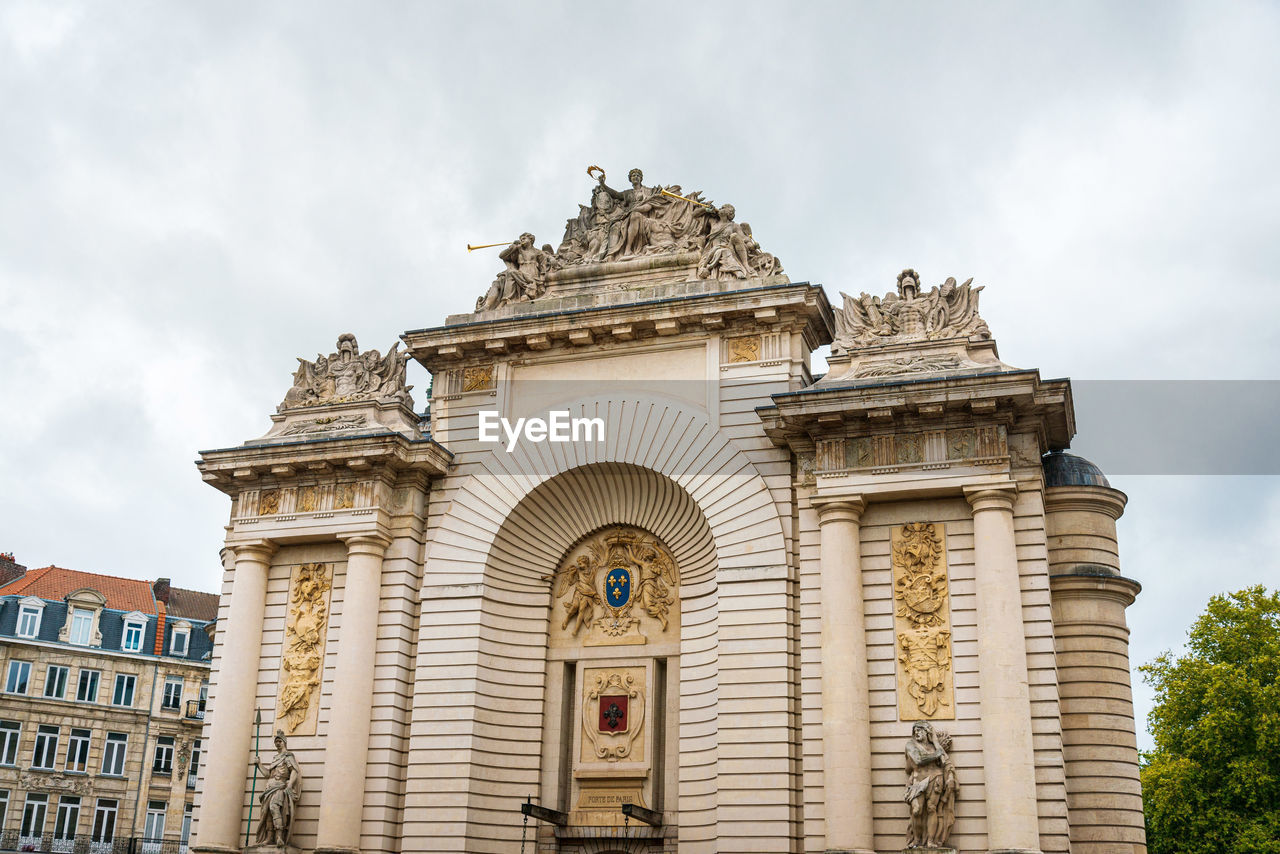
<box><xmin>1141</xmin><ymin>586</ymin><xmax>1280</xmax><ymax>854</ymax></box>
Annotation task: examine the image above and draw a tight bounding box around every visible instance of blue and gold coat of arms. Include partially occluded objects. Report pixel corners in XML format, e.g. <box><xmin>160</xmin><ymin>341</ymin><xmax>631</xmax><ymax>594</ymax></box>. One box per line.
<box><xmin>604</xmin><ymin>566</ymin><xmax>632</xmax><ymax>608</ymax></box>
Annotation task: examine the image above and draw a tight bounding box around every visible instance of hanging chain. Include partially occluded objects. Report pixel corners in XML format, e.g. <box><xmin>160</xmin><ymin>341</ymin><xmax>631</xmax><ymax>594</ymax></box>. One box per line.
<box><xmin>520</xmin><ymin>795</ymin><xmax>530</xmax><ymax>854</ymax></box>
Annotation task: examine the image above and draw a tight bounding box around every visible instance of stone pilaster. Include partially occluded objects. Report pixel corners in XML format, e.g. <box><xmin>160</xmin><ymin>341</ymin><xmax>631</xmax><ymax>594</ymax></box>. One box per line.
<box><xmin>315</xmin><ymin>533</ymin><xmax>392</xmax><ymax>854</ymax></box>
<box><xmin>964</xmin><ymin>484</ymin><xmax>1042</xmax><ymax>854</ymax></box>
<box><xmin>192</xmin><ymin>539</ymin><xmax>275</xmax><ymax>854</ymax></box>
<box><xmin>815</xmin><ymin>497</ymin><xmax>875</xmax><ymax>854</ymax></box>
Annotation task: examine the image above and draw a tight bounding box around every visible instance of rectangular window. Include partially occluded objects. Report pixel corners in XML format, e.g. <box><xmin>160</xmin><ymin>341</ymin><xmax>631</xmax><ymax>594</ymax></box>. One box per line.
<box><xmin>188</xmin><ymin>738</ymin><xmax>202</xmax><ymax>789</ymax></box>
<box><xmin>5</xmin><ymin>660</ymin><xmax>31</xmax><ymax>694</ymax></box>
<box><xmin>100</xmin><ymin>733</ymin><xmax>127</xmax><ymax>776</ymax></box>
<box><xmin>91</xmin><ymin>798</ymin><xmax>118</xmax><ymax>842</ymax></box>
<box><xmin>0</xmin><ymin>721</ymin><xmax>20</xmax><ymax>765</ymax></box>
<box><xmin>53</xmin><ymin>795</ymin><xmax>80</xmax><ymax>842</ymax></box>
<box><xmin>44</xmin><ymin>665</ymin><xmax>69</xmax><ymax>699</ymax></box>
<box><xmin>144</xmin><ymin>800</ymin><xmax>166</xmax><ymax>841</ymax></box>
<box><xmin>66</xmin><ymin>729</ymin><xmax>91</xmax><ymax>773</ymax></box>
<box><xmin>162</xmin><ymin>676</ymin><xmax>183</xmax><ymax>710</ymax></box>
<box><xmin>77</xmin><ymin>669</ymin><xmax>100</xmax><ymax>703</ymax></box>
<box><xmin>122</xmin><ymin>620</ymin><xmax>144</xmax><ymax>652</ymax></box>
<box><xmin>153</xmin><ymin>736</ymin><xmax>174</xmax><ymax>774</ymax></box>
<box><xmin>32</xmin><ymin>724</ymin><xmax>59</xmax><ymax>770</ymax></box>
<box><xmin>171</xmin><ymin>627</ymin><xmax>189</xmax><ymax>656</ymax></box>
<box><xmin>17</xmin><ymin>605</ymin><xmax>42</xmax><ymax>638</ymax></box>
<box><xmin>0</xmin><ymin>790</ymin><xmax>8</xmax><ymax>830</ymax></box>
<box><xmin>69</xmin><ymin>608</ymin><xmax>93</xmax><ymax>646</ymax></box>
<box><xmin>20</xmin><ymin>792</ymin><xmax>48</xmax><ymax>839</ymax></box>
<box><xmin>112</xmin><ymin>674</ymin><xmax>135</xmax><ymax>707</ymax></box>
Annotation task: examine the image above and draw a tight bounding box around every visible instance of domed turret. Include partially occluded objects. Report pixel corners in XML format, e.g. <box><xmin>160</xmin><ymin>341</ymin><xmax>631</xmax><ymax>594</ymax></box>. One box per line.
<box><xmin>1042</xmin><ymin>449</ymin><xmax>1111</xmax><ymax>489</ymax></box>
<box><xmin>1043</xmin><ymin>449</ymin><xmax>1145</xmax><ymax>851</ymax></box>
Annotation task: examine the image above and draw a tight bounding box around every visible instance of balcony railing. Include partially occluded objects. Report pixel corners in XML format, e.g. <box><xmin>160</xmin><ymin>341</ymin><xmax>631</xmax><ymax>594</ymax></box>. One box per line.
<box><xmin>183</xmin><ymin>699</ymin><xmax>205</xmax><ymax>720</ymax></box>
<box><xmin>0</xmin><ymin>832</ymin><xmax>187</xmax><ymax>854</ymax></box>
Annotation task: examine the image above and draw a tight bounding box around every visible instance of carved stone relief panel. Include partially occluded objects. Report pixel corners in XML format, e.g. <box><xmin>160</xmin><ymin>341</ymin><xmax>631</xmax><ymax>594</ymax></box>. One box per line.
<box><xmin>258</xmin><ymin>490</ymin><xmax>281</xmax><ymax>516</ymax></box>
<box><xmin>549</xmin><ymin>525</ymin><xmax>680</xmax><ymax>649</ymax></box>
<box><xmin>276</xmin><ymin>562</ymin><xmax>332</xmax><ymax>736</ymax></box>
<box><xmin>726</xmin><ymin>335</ymin><xmax>761</xmax><ymax>363</ymax></box>
<box><xmin>814</xmin><ymin>426</ymin><xmax>1009</xmax><ymax>474</ymax></box>
<box><xmin>239</xmin><ymin>481</ymin><xmax>376</xmax><ymax>518</ymax></box>
<box><xmin>580</xmin><ymin>668</ymin><xmax>647</xmax><ymax>764</ymax></box>
<box><xmin>461</xmin><ymin>365</ymin><xmax>496</xmax><ymax>392</ymax></box>
<box><xmin>892</xmin><ymin>523</ymin><xmax>955</xmax><ymax>720</ymax></box>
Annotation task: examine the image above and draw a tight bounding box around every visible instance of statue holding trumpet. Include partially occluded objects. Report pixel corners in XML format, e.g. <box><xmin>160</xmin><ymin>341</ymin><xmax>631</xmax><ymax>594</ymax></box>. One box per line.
<box><xmin>475</xmin><ymin>232</ymin><xmax>558</xmax><ymax>312</ymax></box>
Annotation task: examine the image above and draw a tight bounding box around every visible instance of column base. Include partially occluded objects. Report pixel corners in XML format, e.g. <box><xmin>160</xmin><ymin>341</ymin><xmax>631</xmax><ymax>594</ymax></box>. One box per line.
<box><xmin>246</xmin><ymin>845</ymin><xmax>305</xmax><ymax>854</ymax></box>
<box><xmin>989</xmin><ymin>849</ymin><xmax>1043</xmax><ymax>854</ymax></box>
<box><xmin>825</xmin><ymin>849</ymin><xmax>877</xmax><ymax>854</ymax></box>
<box><xmin>901</xmin><ymin>848</ymin><xmax>956</xmax><ymax>854</ymax></box>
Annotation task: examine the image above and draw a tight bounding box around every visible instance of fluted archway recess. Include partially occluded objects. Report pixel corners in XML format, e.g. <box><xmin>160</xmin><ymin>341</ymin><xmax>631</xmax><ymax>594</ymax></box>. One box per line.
<box><xmin>405</xmin><ymin>395</ymin><xmax>792</xmax><ymax>854</ymax></box>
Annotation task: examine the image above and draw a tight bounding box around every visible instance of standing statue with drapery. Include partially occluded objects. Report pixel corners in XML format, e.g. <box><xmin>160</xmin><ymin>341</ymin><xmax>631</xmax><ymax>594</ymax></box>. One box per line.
<box><xmin>904</xmin><ymin>721</ymin><xmax>958</xmax><ymax>849</ymax></box>
<box><xmin>255</xmin><ymin>730</ymin><xmax>302</xmax><ymax>846</ymax></box>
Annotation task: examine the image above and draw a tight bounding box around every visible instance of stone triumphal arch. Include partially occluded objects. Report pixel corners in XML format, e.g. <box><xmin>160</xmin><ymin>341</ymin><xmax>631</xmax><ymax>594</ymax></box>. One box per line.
<box><xmin>192</xmin><ymin>169</ymin><xmax>1146</xmax><ymax>854</ymax></box>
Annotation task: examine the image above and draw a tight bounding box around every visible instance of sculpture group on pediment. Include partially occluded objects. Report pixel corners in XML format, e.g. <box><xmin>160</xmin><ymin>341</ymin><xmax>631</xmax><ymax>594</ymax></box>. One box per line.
<box><xmin>834</xmin><ymin>268</ymin><xmax>991</xmax><ymax>352</ymax></box>
<box><xmin>279</xmin><ymin>334</ymin><xmax>414</xmax><ymax>411</ymax></box>
<box><xmin>476</xmin><ymin>166</ymin><xmax>784</xmax><ymax>311</ymax></box>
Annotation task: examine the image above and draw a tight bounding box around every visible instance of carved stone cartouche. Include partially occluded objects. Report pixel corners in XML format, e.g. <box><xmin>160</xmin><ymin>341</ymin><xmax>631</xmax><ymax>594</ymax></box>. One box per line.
<box><xmin>550</xmin><ymin>526</ymin><xmax>679</xmax><ymax>640</ymax></box>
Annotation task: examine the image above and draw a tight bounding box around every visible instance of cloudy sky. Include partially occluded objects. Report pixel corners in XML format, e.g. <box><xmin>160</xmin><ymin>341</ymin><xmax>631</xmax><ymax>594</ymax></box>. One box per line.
<box><xmin>2</xmin><ymin>1</ymin><xmax>1278</xmax><ymax>748</ymax></box>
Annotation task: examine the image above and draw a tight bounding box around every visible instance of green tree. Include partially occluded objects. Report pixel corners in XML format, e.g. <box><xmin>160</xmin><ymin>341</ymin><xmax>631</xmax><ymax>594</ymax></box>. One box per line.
<box><xmin>1141</xmin><ymin>586</ymin><xmax>1280</xmax><ymax>854</ymax></box>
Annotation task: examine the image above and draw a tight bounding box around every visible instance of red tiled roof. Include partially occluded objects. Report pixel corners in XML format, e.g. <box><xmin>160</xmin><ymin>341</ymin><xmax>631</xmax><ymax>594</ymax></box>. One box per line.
<box><xmin>167</xmin><ymin>586</ymin><xmax>219</xmax><ymax>622</ymax></box>
<box><xmin>0</xmin><ymin>566</ymin><xmax>158</xmax><ymax>614</ymax></box>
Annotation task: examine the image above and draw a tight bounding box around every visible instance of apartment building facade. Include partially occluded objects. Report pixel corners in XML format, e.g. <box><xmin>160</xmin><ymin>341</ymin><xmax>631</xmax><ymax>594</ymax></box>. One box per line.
<box><xmin>0</xmin><ymin>565</ymin><xmax>216</xmax><ymax>850</ymax></box>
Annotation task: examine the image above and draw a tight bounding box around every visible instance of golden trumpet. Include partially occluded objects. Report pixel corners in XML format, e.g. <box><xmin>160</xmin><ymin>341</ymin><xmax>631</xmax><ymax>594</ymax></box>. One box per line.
<box><xmin>467</xmin><ymin>240</ymin><xmax>517</xmax><ymax>252</ymax></box>
<box><xmin>660</xmin><ymin>188</ymin><xmax>714</xmax><ymax>209</ymax></box>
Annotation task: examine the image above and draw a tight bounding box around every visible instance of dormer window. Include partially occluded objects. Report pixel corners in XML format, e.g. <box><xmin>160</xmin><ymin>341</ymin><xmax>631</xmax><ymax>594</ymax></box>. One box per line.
<box><xmin>169</xmin><ymin>623</ymin><xmax>191</xmax><ymax>657</ymax></box>
<box><xmin>122</xmin><ymin>614</ymin><xmax>147</xmax><ymax>653</ymax></box>
<box><xmin>59</xmin><ymin>589</ymin><xmax>107</xmax><ymax>648</ymax></box>
<box><xmin>16</xmin><ymin>598</ymin><xmax>44</xmax><ymax>639</ymax></box>
<box><xmin>69</xmin><ymin>608</ymin><xmax>93</xmax><ymax>645</ymax></box>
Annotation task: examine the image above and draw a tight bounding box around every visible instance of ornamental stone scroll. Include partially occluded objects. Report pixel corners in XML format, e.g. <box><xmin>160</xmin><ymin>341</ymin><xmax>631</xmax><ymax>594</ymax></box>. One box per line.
<box><xmin>892</xmin><ymin>522</ymin><xmax>956</xmax><ymax>721</ymax></box>
<box><xmin>275</xmin><ymin>562</ymin><xmax>332</xmax><ymax>736</ymax></box>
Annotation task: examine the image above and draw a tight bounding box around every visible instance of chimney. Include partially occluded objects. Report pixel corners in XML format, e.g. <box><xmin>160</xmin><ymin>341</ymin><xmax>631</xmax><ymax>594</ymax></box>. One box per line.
<box><xmin>153</xmin><ymin>577</ymin><xmax>171</xmax><ymax>604</ymax></box>
<box><xmin>0</xmin><ymin>553</ymin><xmax>26</xmax><ymax>587</ymax></box>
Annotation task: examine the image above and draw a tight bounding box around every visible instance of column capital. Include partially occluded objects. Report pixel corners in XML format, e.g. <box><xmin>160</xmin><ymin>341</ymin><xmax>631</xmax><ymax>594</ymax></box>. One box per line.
<box><xmin>813</xmin><ymin>495</ymin><xmax>867</xmax><ymax>524</ymax></box>
<box><xmin>342</xmin><ymin>532</ymin><xmax>392</xmax><ymax>557</ymax></box>
<box><xmin>963</xmin><ymin>482</ymin><xmax>1018</xmax><ymax>513</ymax></box>
<box><xmin>227</xmin><ymin>539</ymin><xmax>277</xmax><ymax>564</ymax></box>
